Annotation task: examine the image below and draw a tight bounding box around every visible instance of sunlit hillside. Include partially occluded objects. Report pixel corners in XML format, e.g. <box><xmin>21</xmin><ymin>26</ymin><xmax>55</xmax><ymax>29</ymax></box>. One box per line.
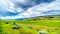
<box><xmin>0</xmin><ymin>15</ymin><xmax>60</xmax><ymax>34</ymax></box>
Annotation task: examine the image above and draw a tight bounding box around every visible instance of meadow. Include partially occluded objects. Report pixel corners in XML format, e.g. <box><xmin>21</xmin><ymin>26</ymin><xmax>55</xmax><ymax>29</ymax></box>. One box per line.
<box><xmin>0</xmin><ymin>16</ymin><xmax>60</xmax><ymax>34</ymax></box>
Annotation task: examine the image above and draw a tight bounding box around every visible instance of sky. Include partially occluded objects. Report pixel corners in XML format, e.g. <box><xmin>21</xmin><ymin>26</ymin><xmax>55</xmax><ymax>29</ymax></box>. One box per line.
<box><xmin>0</xmin><ymin>0</ymin><xmax>60</xmax><ymax>19</ymax></box>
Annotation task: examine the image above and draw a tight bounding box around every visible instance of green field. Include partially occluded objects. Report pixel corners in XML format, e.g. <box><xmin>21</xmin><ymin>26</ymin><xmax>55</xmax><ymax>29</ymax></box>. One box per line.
<box><xmin>0</xmin><ymin>16</ymin><xmax>60</xmax><ymax>34</ymax></box>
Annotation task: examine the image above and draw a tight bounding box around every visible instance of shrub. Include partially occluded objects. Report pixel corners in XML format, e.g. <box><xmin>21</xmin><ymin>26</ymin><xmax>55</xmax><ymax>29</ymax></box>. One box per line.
<box><xmin>5</xmin><ymin>22</ymin><xmax>9</xmax><ymax>24</ymax></box>
<box><xmin>12</xmin><ymin>22</ymin><xmax>16</xmax><ymax>25</ymax></box>
<box><xmin>28</xmin><ymin>26</ymin><xmax>32</xmax><ymax>29</ymax></box>
<box><xmin>12</xmin><ymin>25</ymin><xmax>20</xmax><ymax>29</ymax></box>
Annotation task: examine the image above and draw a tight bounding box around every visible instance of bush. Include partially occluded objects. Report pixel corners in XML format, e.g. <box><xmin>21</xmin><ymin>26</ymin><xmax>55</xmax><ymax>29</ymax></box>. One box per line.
<box><xmin>12</xmin><ymin>22</ymin><xmax>16</xmax><ymax>25</ymax></box>
<box><xmin>28</xmin><ymin>26</ymin><xmax>32</xmax><ymax>29</ymax></box>
<box><xmin>12</xmin><ymin>25</ymin><xmax>20</xmax><ymax>29</ymax></box>
<box><xmin>5</xmin><ymin>22</ymin><xmax>9</xmax><ymax>24</ymax></box>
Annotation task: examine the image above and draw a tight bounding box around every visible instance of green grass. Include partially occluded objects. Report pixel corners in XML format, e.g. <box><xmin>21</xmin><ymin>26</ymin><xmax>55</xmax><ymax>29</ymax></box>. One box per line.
<box><xmin>0</xmin><ymin>18</ymin><xmax>60</xmax><ymax>34</ymax></box>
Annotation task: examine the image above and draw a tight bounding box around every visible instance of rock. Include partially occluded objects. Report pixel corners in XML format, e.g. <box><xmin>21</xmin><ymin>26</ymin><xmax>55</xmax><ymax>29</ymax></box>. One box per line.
<box><xmin>38</xmin><ymin>30</ymin><xmax>48</xmax><ymax>34</ymax></box>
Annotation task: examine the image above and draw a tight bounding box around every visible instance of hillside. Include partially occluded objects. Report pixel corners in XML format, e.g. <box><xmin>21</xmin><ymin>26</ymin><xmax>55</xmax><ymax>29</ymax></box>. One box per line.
<box><xmin>0</xmin><ymin>15</ymin><xmax>60</xmax><ymax>34</ymax></box>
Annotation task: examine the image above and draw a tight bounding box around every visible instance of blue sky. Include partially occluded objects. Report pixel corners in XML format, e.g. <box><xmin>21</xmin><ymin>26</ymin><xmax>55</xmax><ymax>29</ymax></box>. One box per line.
<box><xmin>0</xmin><ymin>0</ymin><xmax>60</xmax><ymax>19</ymax></box>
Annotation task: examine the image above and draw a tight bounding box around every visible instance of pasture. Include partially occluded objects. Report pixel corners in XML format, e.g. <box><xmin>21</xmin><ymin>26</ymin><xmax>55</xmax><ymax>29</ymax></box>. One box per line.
<box><xmin>0</xmin><ymin>16</ymin><xmax>60</xmax><ymax>34</ymax></box>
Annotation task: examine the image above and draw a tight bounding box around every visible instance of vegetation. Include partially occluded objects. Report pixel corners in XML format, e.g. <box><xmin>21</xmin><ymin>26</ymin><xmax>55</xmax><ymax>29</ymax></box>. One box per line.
<box><xmin>0</xmin><ymin>15</ymin><xmax>60</xmax><ymax>34</ymax></box>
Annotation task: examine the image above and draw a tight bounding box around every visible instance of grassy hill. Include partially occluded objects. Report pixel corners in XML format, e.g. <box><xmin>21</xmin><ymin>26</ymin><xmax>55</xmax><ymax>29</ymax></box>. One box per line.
<box><xmin>0</xmin><ymin>15</ymin><xmax>60</xmax><ymax>34</ymax></box>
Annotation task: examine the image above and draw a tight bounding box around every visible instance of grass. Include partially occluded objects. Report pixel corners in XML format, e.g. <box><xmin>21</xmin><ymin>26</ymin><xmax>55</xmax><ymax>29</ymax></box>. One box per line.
<box><xmin>0</xmin><ymin>18</ymin><xmax>60</xmax><ymax>34</ymax></box>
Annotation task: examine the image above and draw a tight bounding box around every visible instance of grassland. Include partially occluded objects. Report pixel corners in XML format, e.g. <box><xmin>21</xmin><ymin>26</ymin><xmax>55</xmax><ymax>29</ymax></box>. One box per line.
<box><xmin>0</xmin><ymin>16</ymin><xmax>60</xmax><ymax>34</ymax></box>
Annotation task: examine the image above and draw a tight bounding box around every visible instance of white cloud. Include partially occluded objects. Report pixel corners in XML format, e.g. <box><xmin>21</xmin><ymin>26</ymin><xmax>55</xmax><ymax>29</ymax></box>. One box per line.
<box><xmin>0</xmin><ymin>0</ymin><xmax>60</xmax><ymax>19</ymax></box>
<box><xmin>0</xmin><ymin>0</ymin><xmax>9</xmax><ymax>11</ymax></box>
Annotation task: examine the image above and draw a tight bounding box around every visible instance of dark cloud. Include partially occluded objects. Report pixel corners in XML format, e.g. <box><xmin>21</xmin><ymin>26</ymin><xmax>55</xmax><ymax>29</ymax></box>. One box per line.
<box><xmin>11</xmin><ymin>0</ymin><xmax>55</xmax><ymax>10</ymax></box>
